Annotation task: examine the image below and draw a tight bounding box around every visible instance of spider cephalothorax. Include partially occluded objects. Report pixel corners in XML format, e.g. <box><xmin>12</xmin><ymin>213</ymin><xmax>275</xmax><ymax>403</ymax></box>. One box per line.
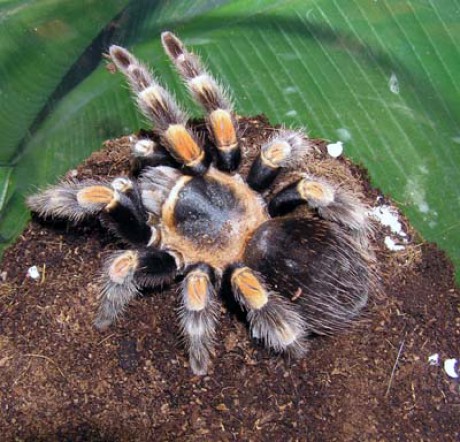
<box><xmin>27</xmin><ymin>32</ymin><xmax>375</xmax><ymax>375</ymax></box>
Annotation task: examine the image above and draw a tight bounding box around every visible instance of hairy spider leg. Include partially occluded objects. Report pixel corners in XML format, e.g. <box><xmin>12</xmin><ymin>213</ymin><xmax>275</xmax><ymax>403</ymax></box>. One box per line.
<box><xmin>268</xmin><ymin>176</ymin><xmax>370</xmax><ymax>234</ymax></box>
<box><xmin>27</xmin><ymin>177</ymin><xmax>156</xmax><ymax>246</ymax></box>
<box><xmin>229</xmin><ymin>265</ymin><xmax>308</xmax><ymax>356</ymax></box>
<box><xmin>179</xmin><ymin>263</ymin><xmax>219</xmax><ymax>375</ymax></box>
<box><xmin>95</xmin><ymin>249</ymin><xmax>177</xmax><ymax>330</ymax></box>
<box><xmin>109</xmin><ymin>45</ymin><xmax>208</xmax><ymax>175</ymax></box>
<box><xmin>161</xmin><ymin>32</ymin><xmax>240</xmax><ymax>172</ymax></box>
<box><xmin>247</xmin><ymin>130</ymin><xmax>311</xmax><ymax>191</ymax></box>
<box><xmin>27</xmin><ymin>180</ymin><xmax>111</xmax><ymax>222</ymax></box>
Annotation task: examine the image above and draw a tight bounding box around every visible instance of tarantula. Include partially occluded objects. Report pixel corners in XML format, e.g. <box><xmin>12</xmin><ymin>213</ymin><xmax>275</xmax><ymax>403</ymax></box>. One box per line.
<box><xmin>27</xmin><ymin>32</ymin><xmax>374</xmax><ymax>375</ymax></box>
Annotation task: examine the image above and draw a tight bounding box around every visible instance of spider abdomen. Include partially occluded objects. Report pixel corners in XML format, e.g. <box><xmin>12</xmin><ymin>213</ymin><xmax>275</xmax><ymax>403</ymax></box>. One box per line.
<box><xmin>160</xmin><ymin>169</ymin><xmax>268</xmax><ymax>269</ymax></box>
<box><xmin>244</xmin><ymin>217</ymin><xmax>373</xmax><ymax>334</ymax></box>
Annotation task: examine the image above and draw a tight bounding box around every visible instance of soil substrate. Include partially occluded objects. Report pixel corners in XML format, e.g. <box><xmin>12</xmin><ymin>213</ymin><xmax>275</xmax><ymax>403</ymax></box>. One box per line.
<box><xmin>0</xmin><ymin>116</ymin><xmax>459</xmax><ymax>441</ymax></box>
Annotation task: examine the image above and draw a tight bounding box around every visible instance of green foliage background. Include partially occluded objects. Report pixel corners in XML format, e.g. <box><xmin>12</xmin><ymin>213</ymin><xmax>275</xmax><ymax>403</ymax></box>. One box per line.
<box><xmin>1</xmin><ymin>0</ymin><xmax>459</xmax><ymax>280</ymax></box>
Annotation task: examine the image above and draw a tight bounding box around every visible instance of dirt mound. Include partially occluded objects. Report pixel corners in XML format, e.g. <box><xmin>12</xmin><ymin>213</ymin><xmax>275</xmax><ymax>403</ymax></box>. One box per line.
<box><xmin>1</xmin><ymin>116</ymin><xmax>458</xmax><ymax>441</ymax></box>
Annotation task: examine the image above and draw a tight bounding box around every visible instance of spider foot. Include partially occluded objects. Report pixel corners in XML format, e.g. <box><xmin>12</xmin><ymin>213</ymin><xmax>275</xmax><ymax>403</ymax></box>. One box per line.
<box><xmin>179</xmin><ymin>264</ymin><xmax>219</xmax><ymax>375</ymax></box>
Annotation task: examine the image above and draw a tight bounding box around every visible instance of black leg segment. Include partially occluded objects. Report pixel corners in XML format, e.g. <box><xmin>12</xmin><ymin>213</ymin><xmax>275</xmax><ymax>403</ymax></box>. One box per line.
<box><xmin>268</xmin><ymin>181</ymin><xmax>305</xmax><ymax>217</ymax></box>
<box><xmin>102</xmin><ymin>181</ymin><xmax>152</xmax><ymax>246</ymax></box>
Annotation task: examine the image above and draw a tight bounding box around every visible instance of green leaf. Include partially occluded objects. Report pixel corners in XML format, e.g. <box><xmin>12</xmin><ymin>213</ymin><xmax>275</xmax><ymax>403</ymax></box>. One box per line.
<box><xmin>0</xmin><ymin>0</ymin><xmax>130</xmax><ymax>161</ymax></box>
<box><xmin>1</xmin><ymin>0</ymin><xmax>459</xmax><ymax>281</ymax></box>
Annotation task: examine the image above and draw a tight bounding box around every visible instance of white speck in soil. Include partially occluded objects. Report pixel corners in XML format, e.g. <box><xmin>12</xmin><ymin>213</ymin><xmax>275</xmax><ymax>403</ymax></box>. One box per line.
<box><xmin>327</xmin><ymin>141</ymin><xmax>343</xmax><ymax>158</ymax></box>
<box><xmin>384</xmin><ymin>236</ymin><xmax>405</xmax><ymax>252</ymax></box>
<box><xmin>444</xmin><ymin>358</ymin><xmax>459</xmax><ymax>379</ymax></box>
<box><xmin>369</xmin><ymin>204</ymin><xmax>407</xmax><ymax>238</ymax></box>
<box><xmin>27</xmin><ymin>266</ymin><xmax>40</xmax><ymax>280</ymax></box>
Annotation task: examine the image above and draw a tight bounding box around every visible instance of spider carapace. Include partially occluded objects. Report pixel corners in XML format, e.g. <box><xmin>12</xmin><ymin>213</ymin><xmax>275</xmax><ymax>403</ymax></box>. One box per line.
<box><xmin>28</xmin><ymin>32</ymin><xmax>375</xmax><ymax>375</ymax></box>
